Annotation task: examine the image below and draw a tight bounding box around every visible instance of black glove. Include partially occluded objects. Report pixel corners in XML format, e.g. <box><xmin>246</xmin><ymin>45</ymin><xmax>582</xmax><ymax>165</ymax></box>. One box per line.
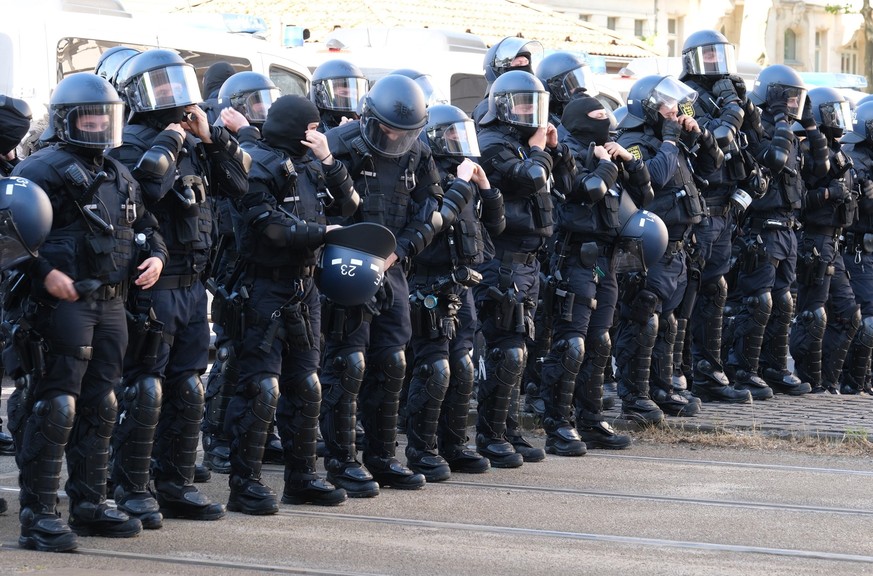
<box><xmin>800</xmin><ymin>95</ymin><xmax>816</xmax><ymax>129</ymax></box>
<box><xmin>661</xmin><ymin>119</ymin><xmax>682</xmax><ymax>143</ymax></box>
<box><xmin>712</xmin><ymin>78</ymin><xmax>738</xmax><ymax>103</ymax></box>
<box><xmin>769</xmin><ymin>96</ymin><xmax>788</xmax><ymax>123</ymax></box>
<box><xmin>828</xmin><ymin>179</ymin><xmax>848</xmax><ymax>202</ymax></box>
<box><xmin>862</xmin><ymin>179</ymin><xmax>873</xmax><ymax>200</ymax></box>
<box><xmin>728</xmin><ymin>74</ymin><xmax>747</xmax><ymax>101</ymax></box>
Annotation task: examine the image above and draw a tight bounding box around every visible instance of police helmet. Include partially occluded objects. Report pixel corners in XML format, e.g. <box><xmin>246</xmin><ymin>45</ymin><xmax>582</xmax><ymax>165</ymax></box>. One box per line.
<box><xmin>95</xmin><ymin>46</ymin><xmax>141</xmax><ymax>87</ymax></box>
<box><xmin>842</xmin><ymin>101</ymin><xmax>873</xmax><ymax>144</ymax></box>
<box><xmin>0</xmin><ymin>177</ymin><xmax>53</xmax><ymax>271</ymax></box>
<box><xmin>856</xmin><ymin>94</ymin><xmax>873</xmax><ymax>108</ymax></box>
<box><xmin>614</xmin><ymin>197</ymin><xmax>668</xmax><ymax>273</ymax></box>
<box><xmin>681</xmin><ymin>30</ymin><xmax>737</xmax><ymax>78</ymax></box>
<box><xmin>218</xmin><ymin>71</ymin><xmax>280</xmax><ymax>124</ymax></box>
<box><xmin>359</xmin><ymin>74</ymin><xmax>428</xmax><ymax>158</ymax></box>
<box><xmin>536</xmin><ymin>51</ymin><xmax>599</xmax><ymax>104</ymax></box>
<box><xmin>480</xmin><ymin>70</ymin><xmax>549</xmax><ymax>129</ymax></box>
<box><xmin>484</xmin><ymin>37</ymin><xmax>544</xmax><ymax>84</ymax></box>
<box><xmin>42</xmin><ymin>73</ymin><xmax>125</xmax><ymax>148</ymax></box>
<box><xmin>119</xmin><ymin>49</ymin><xmax>202</xmax><ymax>114</ymax></box>
<box><xmin>391</xmin><ymin>69</ymin><xmax>448</xmax><ymax>108</ymax></box>
<box><xmin>315</xmin><ymin>222</ymin><xmax>396</xmax><ymax>306</ymax></box>
<box><xmin>749</xmin><ymin>64</ymin><xmax>807</xmax><ymax>120</ymax></box>
<box><xmin>425</xmin><ymin>104</ymin><xmax>480</xmax><ymax>158</ymax></box>
<box><xmin>620</xmin><ymin>75</ymin><xmax>697</xmax><ymax>130</ymax></box>
<box><xmin>310</xmin><ymin>59</ymin><xmax>369</xmax><ymax>113</ymax></box>
<box><xmin>807</xmin><ymin>86</ymin><xmax>852</xmax><ymax>140</ymax></box>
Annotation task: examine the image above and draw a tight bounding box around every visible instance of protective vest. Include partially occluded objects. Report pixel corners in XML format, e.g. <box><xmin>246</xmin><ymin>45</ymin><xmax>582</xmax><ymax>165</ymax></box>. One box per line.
<box><xmin>803</xmin><ymin>143</ymin><xmax>858</xmax><ymax>229</ymax></box>
<box><xmin>559</xmin><ymin>136</ymin><xmax>621</xmax><ymax>239</ymax></box>
<box><xmin>749</xmin><ymin>118</ymin><xmax>803</xmax><ymax>214</ymax></box>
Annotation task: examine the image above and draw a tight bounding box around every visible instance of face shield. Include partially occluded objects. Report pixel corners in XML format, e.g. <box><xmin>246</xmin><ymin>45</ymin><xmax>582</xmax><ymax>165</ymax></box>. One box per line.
<box><xmin>643</xmin><ymin>77</ymin><xmax>698</xmax><ymax>118</ymax></box>
<box><xmin>820</xmin><ymin>100</ymin><xmax>853</xmax><ymax>131</ymax></box>
<box><xmin>413</xmin><ymin>74</ymin><xmax>449</xmax><ymax>107</ymax></box>
<box><xmin>233</xmin><ymin>88</ymin><xmax>280</xmax><ymax>123</ymax></box>
<box><xmin>497</xmin><ymin>91</ymin><xmax>550</xmax><ymax>128</ymax></box>
<box><xmin>361</xmin><ymin>115</ymin><xmax>423</xmax><ymax>158</ymax></box>
<box><xmin>314</xmin><ymin>77</ymin><xmax>369</xmax><ymax>112</ymax></box>
<box><xmin>64</xmin><ymin>103</ymin><xmax>124</xmax><ymax>148</ymax></box>
<box><xmin>766</xmin><ymin>84</ymin><xmax>807</xmax><ymax>120</ymax></box>
<box><xmin>127</xmin><ymin>65</ymin><xmax>202</xmax><ymax>112</ymax></box>
<box><xmin>550</xmin><ymin>66</ymin><xmax>599</xmax><ymax>102</ymax></box>
<box><xmin>684</xmin><ymin>43</ymin><xmax>737</xmax><ymax>76</ymax></box>
<box><xmin>493</xmin><ymin>39</ymin><xmax>544</xmax><ymax>75</ymax></box>
<box><xmin>613</xmin><ymin>238</ymin><xmax>647</xmax><ymax>274</ymax></box>
<box><xmin>427</xmin><ymin>119</ymin><xmax>480</xmax><ymax>157</ymax></box>
<box><xmin>0</xmin><ymin>209</ymin><xmax>34</xmax><ymax>270</ymax></box>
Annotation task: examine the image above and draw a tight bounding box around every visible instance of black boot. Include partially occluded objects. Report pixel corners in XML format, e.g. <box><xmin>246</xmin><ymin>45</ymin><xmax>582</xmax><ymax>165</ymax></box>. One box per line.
<box><xmin>541</xmin><ymin>338</ymin><xmax>587</xmax><ymax>457</ymax></box>
<box><xmin>153</xmin><ymin>375</ymin><xmax>226</xmax><ymax>521</ymax></box>
<box><xmin>761</xmin><ymin>290</ymin><xmax>811</xmax><ymax>395</ymax></box>
<box><xmin>321</xmin><ymin>352</ymin><xmax>380</xmax><ymax>498</ymax></box>
<box><xmin>691</xmin><ymin>360</ymin><xmax>753</xmax><ymax>403</ymax></box>
<box><xmin>18</xmin><ymin>395</ymin><xmax>79</xmax><ymax>552</ymax></box>
<box><xmin>226</xmin><ymin>376</ymin><xmax>279</xmax><ymax>515</ymax></box>
<box><xmin>614</xmin><ymin>308</ymin><xmax>664</xmax><ymax>425</ymax></box>
<box><xmin>821</xmin><ymin>307</ymin><xmax>860</xmax><ymax>394</ymax></box>
<box><xmin>202</xmin><ymin>351</ymin><xmax>236</xmax><ymax>474</ymax></box>
<box><xmin>575</xmin><ymin>330</ymin><xmax>629</xmax><ymax>449</ymax></box>
<box><xmin>577</xmin><ymin>420</ymin><xmax>631</xmax><ymax>449</ymax></box>
<box><xmin>405</xmin><ymin>359</ymin><xmax>452</xmax><ymax>481</ymax></box>
<box><xmin>726</xmin><ymin>292</ymin><xmax>775</xmax><ymax>400</ymax></box>
<box><xmin>111</xmin><ymin>376</ymin><xmax>163</xmax><ymax>529</ymax></box>
<box><xmin>360</xmin><ymin>350</ymin><xmax>426</xmax><ymax>489</ymax></box>
<box><xmin>437</xmin><ymin>350</ymin><xmax>490</xmax><ymax>474</ymax></box>
<box><xmin>278</xmin><ymin>373</ymin><xmax>347</xmax><ymax>505</ymax></box>
<box><xmin>475</xmin><ymin>347</ymin><xmax>524</xmax><ymax>468</ymax></box>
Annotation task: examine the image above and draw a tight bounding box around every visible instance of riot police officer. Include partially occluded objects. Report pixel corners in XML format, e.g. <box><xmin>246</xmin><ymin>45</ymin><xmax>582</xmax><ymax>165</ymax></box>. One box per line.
<box><xmin>790</xmin><ymin>87</ymin><xmax>859</xmax><ymax>394</ymax></box>
<box><xmin>11</xmin><ymin>72</ymin><xmax>168</xmax><ymax>549</ymax></box>
<box><xmin>224</xmin><ymin>94</ymin><xmax>358</xmax><ymax>512</ymax></box>
<box><xmin>199</xmin><ymin>61</ymin><xmax>237</xmax><ymax>125</ymax></box>
<box><xmin>678</xmin><ymin>30</ymin><xmax>755</xmax><ymax>404</ymax></box>
<box><xmin>474</xmin><ymin>70</ymin><xmax>574</xmax><ymax>466</ymax></box>
<box><xmin>726</xmin><ymin>64</ymin><xmax>824</xmax><ymax>397</ymax></box>
<box><xmin>472</xmin><ymin>37</ymin><xmax>544</xmax><ymax>126</ymax></box>
<box><xmin>615</xmin><ymin>75</ymin><xmax>723</xmax><ymax>421</ymax></box>
<box><xmin>109</xmin><ymin>48</ymin><xmax>249</xmax><ymax>523</ymax></box>
<box><xmin>405</xmin><ymin>104</ymin><xmax>503</xmax><ymax>480</ymax></box>
<box><xmin>839</xmin><ymin>101</ymin><xmax>873</xmax><ymax>394</ymax></box>
<box><xmin>321</xmin><ymin>74</ymin><xmax>441</xmax><ymax>496</ymax></box>
<box><xmin>536</xmin><ymin>51</ymin><xmax>600</xmax><ymax>130</ymax></box>
<box><xmin>309</xmin><ymin>59</ymin><xmax>369</xmax><ymax>132</ymax></box>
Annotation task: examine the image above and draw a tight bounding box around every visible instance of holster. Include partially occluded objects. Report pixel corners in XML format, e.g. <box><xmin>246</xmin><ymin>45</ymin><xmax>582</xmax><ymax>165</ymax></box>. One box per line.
<box><xmin>796</xmin><ymin>246</ymin><xmax>832</xmax><ymax>286</ymax></box>
<box><xmin>125</xmin><ymin>309</ymin><xmax>164</xmax><ymax>367</ymax></box>
<box><xmin>740</xmin><ymin>235</ymin><xmax>769</xmax><ymax>274</ymax></box>
<box><xmin>281</xmin><ymin>301</ymin><xmax>316</xmax><ymax>351</ymax></box>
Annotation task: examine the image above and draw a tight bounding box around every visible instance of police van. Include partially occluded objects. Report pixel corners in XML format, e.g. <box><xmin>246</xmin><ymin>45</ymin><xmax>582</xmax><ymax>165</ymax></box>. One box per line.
<box><xmin>1</xmin><ymin>1</ymin><xmax>312</xmax><ymax>120</ymax></box>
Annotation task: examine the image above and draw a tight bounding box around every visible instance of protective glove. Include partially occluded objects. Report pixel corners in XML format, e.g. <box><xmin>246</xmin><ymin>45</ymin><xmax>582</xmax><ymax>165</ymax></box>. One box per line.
<box><xmin>827</xmin><ymin>179</ymin><xmax>848</xmax><ymax>202</ymax></box>
<box><xmin>728</xmin><ymin>74</ymin><xmax>747</xmax><ymax>101</ymax></box>
<box><xmin>661</xmin><ymin>119</ymin><xmax>682</xmax><ymax>143</ymax></box>
<box><xmin>712</xmin><ymin>78</ymin><xmax>739</xmax><ymax>103</ymax></box>
<box><xmin>800</xmin><ymin>95</ymin><xmax>817</xmax><ymax>130</ymax></box>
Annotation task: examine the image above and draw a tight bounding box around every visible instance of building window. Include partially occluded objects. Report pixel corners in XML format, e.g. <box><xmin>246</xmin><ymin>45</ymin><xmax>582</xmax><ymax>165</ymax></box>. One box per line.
<box><xmin>814</xmin><ymin>30</ymin><xmax>827</xmax><ymax>71</ymax></box>
<box><xmin>667</xmin><ymin>18</ymin><xmax>678</xmax><ymax>57</ymax></box>
<box><xmin>784</xmin><ymin>29</ymin><xmax>797</xmax><ymax>61</ymax></box>
<box><xmin>668</xmin><ymin>18</ymin><xmax>676</xmax><ymax>35</ymax></box>
<box><xmin>635</xmin><ymin>19</ymin><xmax>645</xmax><ymax>38</ymax></box>
<box><xmin>607</xmin><ymin>17</ymin><xmax>617</xmax><ymax>31</ymax></box>
<box><xmin>578</xmin><ymin>14</ymin><xmax>590</xmax><ymax>22</ymax></box>
<box><xmin>841</xmin><ymin>40</ymin><xmax>858</xmax><ymax>74</ymax></box>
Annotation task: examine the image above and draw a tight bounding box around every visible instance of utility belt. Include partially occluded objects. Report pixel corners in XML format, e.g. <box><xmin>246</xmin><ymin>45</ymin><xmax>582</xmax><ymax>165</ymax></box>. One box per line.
<box><xmin>409</xmin><ymin>289</ymin><xmax>462</xmax><ymax>340</ymax></box>
<box><xmin>244</xmin><ymin>299</ymin><xmax>316</xmax><ymax>353</ymax></box>
<box><xmin>495</xmin><ymin>249</ymin><xmax>537</xmax><ymax>266</ymax></box>
<box><xmin>704</xmin><ymin>202</ymin><xmax>731</xmax><ymax>218</ymax></box>
<box><xmin>412</xmin><ymin>264</ymin><xmax>482</xmax><ymax>293</ymax></box>
<box><xmin>88</xmin><ymin>282</ymin><xmax>128</xmax><ymax>301</ymax></box>
<box><xmin>803</xmin><ymin>224</ymin><xmax>842</xmax><ymax>239</ymax></box>
<box><xmin>666</xmin><ymin>239</ymin><xmax>685</xmax><ymax>254</ymax></box>
<box><xmin>747</xmin><ymin>216</ymin><xmax>796</xmax><ymax>234</ymax></box>
<box><xmin>152</xmin><ymin>273</ymin><xmax>200</xmax><ymax>290</ymax></box>
<box><xmin>247</xmin><ymin>263</ymin><xmax>314</xmax><ymax>281</ymax></box>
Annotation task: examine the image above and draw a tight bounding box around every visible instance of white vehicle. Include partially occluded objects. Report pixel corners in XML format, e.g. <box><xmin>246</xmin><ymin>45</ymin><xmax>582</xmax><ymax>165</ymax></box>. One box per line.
<box><xmin>1</xmin><ymin>1</ymin><xmax>312</xmax><ymax>120</ymax></box>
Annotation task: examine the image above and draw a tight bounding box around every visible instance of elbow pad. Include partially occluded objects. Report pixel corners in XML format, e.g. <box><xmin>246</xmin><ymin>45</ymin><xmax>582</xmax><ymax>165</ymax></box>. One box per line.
<box><xmin>324</xmin><ymin>161</ymin><xmax>359</xmax><ymax>217</ymax></box>
<box><xmin>480</xmin><ymin>188</ymin><xmax>506</xmax><ymax>237</ymax></box>
<box><xmin>510</xmin><ymin>161</ymin><xmax>549</xmax><ymax>195</ymax></box>
<box><xmin>133</xmin><ymin>145</ymin><xmax>175</xmax><ymax>179</ymax></box>
<box><xmin>286</xmin><ymin>222</ymin><xmax>327</xmax><ymax>250</ymax></box>
<box><xmin>761</xmin><ymin>121</ymin><xmax>792</xmax><ymax>173</ymax></box>
<box><xmin>806</xmin><ymin>131</ymin><xmax>830</xmax><ymax>178</ymax></box>
<box><xmin>624</xmin><ymin>160</ymin><xmax>654</xmax><ymax>207</ymax></box>
<box><xmin>210</xmin><ymin>126</ymin><xmax>252</xmax><ymax>173</ymax></box>
<box><xmin>579</xmin><ymin>174</ymin><xmax>608</xmax><ymax>204</ymax></box>
<box><xmin>398</xmin><ymin>218</ymin><xmax>439</xmax><ymax>257</ymax></box>
<box><xmin>439</xmin><ymin>180</ymin><xmax>475</xmax><ymax>229</ymax></box>
<box><xmin>699</xmin><ymin>129</ymin><xmax>725</xmax><ymax>166</ymax></box>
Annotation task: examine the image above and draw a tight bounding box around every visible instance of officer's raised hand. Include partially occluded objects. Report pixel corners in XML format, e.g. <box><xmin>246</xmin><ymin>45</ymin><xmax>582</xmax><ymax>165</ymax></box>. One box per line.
<box><xmin>44</xmin><ymin>269</ymin><xmax>78</xmax><ymax>302</ymax></box>
<box><xmin>135</xmin><ymin>256</ymin><xmax>164</xmax><ymax>290</ymax></box>
<box><xmin>300</xmin><ymin>128</ymin><xmax>335</xmax><ymax>166</ymax></box>
<box><xmin>593</xmin><ymin>144</ymin><xmax>611</xmax><ymax>162</ymax></box>
<box><xmin>604</xmin><ymin>141</ymin><xmax>633</xmax><ymax>162</ymax></box>
<box><xmin>220</xmin><ymin>107</ymin><xmax>249</xmax><ymax>133</ymax></box>
<box><xmin>180</xmin><ymin>104</ymin><xmax>212</xmax><ymax>143</ymax></box>
<box><xmin>528</xmin><ymin>126</ymin><xmax>548</xmax><ymax>150</ymax></box>
<box><xmin>545</xmin><ymin>123</ymin><xmax>559</xmax><ymax>148</ymax></box>
<box><xmin>678</xmin><ymin>115</ymin><xmax>700</xmax><ymax>133</ymax></box>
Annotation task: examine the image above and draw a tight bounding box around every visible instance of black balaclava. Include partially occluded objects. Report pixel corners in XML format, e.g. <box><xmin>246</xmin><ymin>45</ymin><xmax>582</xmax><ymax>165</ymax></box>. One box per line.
<box><xmin>561</xmin><ymin>96</ymin><xmax>610</xmax><ymax>146</ymax></box>
<box><xmin>262</xmin><ymin>95</ymin><xmax>320</xmax><ymax>158</ymax></box>
<box><xmin>507</xmin><ymin>51</ymin><xmax>534</xmax><ymax>76</ymax></box>
<box><xmin>0</xmin><ymin>102</ymin><xmax>31</xmax><ymax>155</ymax></box>
<box><xmin>203</xmin><ymin>61</ymin><xmax>236</xmax><ymax>100</ymax></box>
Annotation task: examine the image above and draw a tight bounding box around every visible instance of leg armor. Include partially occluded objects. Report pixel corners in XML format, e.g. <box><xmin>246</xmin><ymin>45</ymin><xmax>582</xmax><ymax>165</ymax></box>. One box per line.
<box><xmin>842</xmin><ymin>316</ymin><xmax>873</xmax><ymax>394</ymax></box>
<box><xmin>693</xmin><ymin>278</ymin><xmax>729</xmax><ymax>376</ymax></box>
<box><xmin>112</xmin><ymin>376</ymin><xmax>162</xmax><ymax>493</ymax></box>
<box><xmin>359</xmin><ymin>350</ymin><xmax>407</xmax><ymax>460</ymax></box>
<box><xmin>790</xmin><ymin>307</ymin><xmax>827</xmax><ymax>390</ymax></box>
<box><xmin>761</xmin><ymin>290</ymin><xmax>811</xmax><ymax>395</ymax></box>
<box><xmin>475</xmin><ymin>347</ymin><xmax>525</xmax><ymax>468</ymax></box>
<box><xmin>437</xmin><ymin>350</ymin><xmax>489</xmax><ymax>473</ymax></box>
<box><xmin>726</xmin><ymin>292</ymin><xmax>774</xmax><ymax>399</ymax></box>
<box><xmin>202</xmin><ymin>347</ymin><xmax>237</xmax><ymax>473</ymax></box>
<box><xmin>65</xmin><ymin>389</ymin><xmax>117</xmax><ymax>506</ymax></box>
<box><xmin>405</xmin><ymin>358</ymin><xmax>452</xmax><ymax>481</ymax></box>
<box><xmin>540</xmin><ymin>338</ymin><xmax>586</xmax><ymax>457</ymax></box>
<box><xmin>821</xmin><ymin>305</ymin><xmax>860</xmax><ymax>392</ymax></box>
<box><xmin>575</xmin><ymin>329</ymin><xmax>610</xmax><ymax>424</ymax></box>
<box><xmin>320</xmin><ymin>351</ymin><xmax>366</xmax><ymax>463</ymax></box>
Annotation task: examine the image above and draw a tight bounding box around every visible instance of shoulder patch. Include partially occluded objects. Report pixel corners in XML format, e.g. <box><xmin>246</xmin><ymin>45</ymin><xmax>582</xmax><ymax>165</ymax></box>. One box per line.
<box><xmin>627</xmin><ymin>145</ymin><xmax>643</xmax><ymax>161</ymax></box>
<box><xmin>679</xmin><ymin>102</ymin><xmax>695</xmax><ymax>118</ymax></box>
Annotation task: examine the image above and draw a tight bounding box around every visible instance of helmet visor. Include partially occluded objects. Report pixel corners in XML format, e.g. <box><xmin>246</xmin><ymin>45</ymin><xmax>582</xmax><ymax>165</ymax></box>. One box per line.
<box><xmin>766</xmin><ymin>84</ymin><xmax>807</xmax><ymax>120</ymax></box>
<box><xmin>315</xmin><ymin>77</ymin><xmax>369</xmax><ymax>112</ymax></box>
<box><xmin>499</xmin><ymin>91</ymin><xmax>550</xmax><ymax>127</ymax></box>
<box><xmin>613</xmin><ymin>238</ymin><xmax>646</xmax><ymax>274</ymax></box>
<box><xmin>554</xmin><ymin>66</ymin><xmax>598</xmax><ymax>102</ymax></box>
<box><xmin>493</xmin><ymin>39</ymin><xmax>544</xmax><ymax>75</ymax></box>
<box><xmin>0</xmin><ymin>209</ymin><xmax>34</xmax><ymax>270</ymax></box>
<box><xmin>684</xmin><ymin>43</ymin><xmax>737</xmax><ymax>76</ymax></box>
<box><xmin>413</xmin><ymin>74</ymin><xmax>449</xmax><ymax>107</ymax></box>
<box><xmin>361</xmin><ymin>115</ymin><xmax>423</xmax><ymax>157</ymax></box>
<box><xmin>128</xmin><ymin>65</ymin><xmax>202</xmax><ymax>111</ymax></box>
<box><xmin>647</xmin><ymin>77</ymin><xmax>698</xmax><ymax>113</ymax></box>
<box><xmin>64</xmin><ymin>103</ymin><xmax>124</xmax><ymax>148</ymax></box>
<box><xmin>428</xmin><ymin>119</ymin><xmax>480</xmax><ymax>157</ymax></box>
<box><xmin>820</xmin><ymin>100</ymin><xmax>853</xmax><ymax>129</ymax></box>
<box><xmin>237</xmin><ymin>88</ymin><xmax>280</xmax><ymax>122</ymax></box>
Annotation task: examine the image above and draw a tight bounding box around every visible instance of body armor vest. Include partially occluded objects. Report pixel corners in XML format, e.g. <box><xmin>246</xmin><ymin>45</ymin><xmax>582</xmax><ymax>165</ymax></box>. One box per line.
<box><xmin>749</xmin><ymin>118</ymin><xmax>803</xmax><ymax>214</ymax></box>
<box><xmin>559</xmin><ymin>136</ymin><xmax>622</xmax><ymax>239</ymax></box>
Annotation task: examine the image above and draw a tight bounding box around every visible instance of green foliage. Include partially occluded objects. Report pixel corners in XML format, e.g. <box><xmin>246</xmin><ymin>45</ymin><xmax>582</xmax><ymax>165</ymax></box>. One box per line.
<box><xmin>825</xmin><ymin>3</ymin><xmax>853</xmax><ymax>14</ymax></box>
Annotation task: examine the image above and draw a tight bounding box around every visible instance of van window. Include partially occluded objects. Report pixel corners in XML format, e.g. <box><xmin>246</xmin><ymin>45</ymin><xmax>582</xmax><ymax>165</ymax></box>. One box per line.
<box><xmin>269</xmin><ymin>65</ymin><xmax>308</xmax><ymax>97</ymax></box>
<box><xmin>450</xmin><ymin>73</ymin><xmax>487</xmax><ymax>116</ymax></box>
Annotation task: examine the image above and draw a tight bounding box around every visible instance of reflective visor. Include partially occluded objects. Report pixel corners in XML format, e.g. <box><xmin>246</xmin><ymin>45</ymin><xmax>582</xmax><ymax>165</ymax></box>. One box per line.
<box><xmin>130</xmin><ymin>65</ymin><xmax>202</xmax><ymax>111</ymax></box>
<box><xmin>0</xmin><ymin>210</ymin><xmax>33</xmax><ymax>270</ymax></box>
<box><xmin>413</xmin><ymin>74</ymin><xmax>449</xmax><ymax>107</ymax></box>
<box><xmin>65</xmin><ymin>103</ymin><xmax>124</xmax><ymax>148</ymax></box>
<box><xmin>648</xmin><ymin>77</ymin><xmax>698</xmax><ymax>110</ymax></box>
<box><xmin>820</xmin><ymin>100</ymin><xmax>853</xmax><ymax>129</ymax></box>
<box><xmin>553</xmin><ymin>66</ymin><xmax>598</xmax><ymax>102</ymax></box>
<box><xmin>361</xmin><ymin>116</ymin><xmax>423</xmax><ymax>157</ymax></box>
<box><xmin>315</xmin><ymin>77</ymin><xmax>369</xmax><ymax>112</ymax></box>
<box><xmin>428</xmin><ymin>119</ymin><xmax>480</xmax><ymax>157</ymax></box>
<box><xmin>766</xmin><ymin>84</ymin><xmax>807</xmax><ymax>120</ymax></box>
<box><xmin>237</xmin><ymin>88</ymin><xmax>281</xmax><ymax>122</ymax></box>
<box><xmin>493</xmin><ymin>39</ymin><xmax>544</xmax><ymax>74</ymax></box>
<box><xmin>684</xmin><ymin>43</ymin><xmax>737</xmax><ymax>76</ymax></box>
<box><xmin>613</xmin><ymin>238</ymin><xmax>646</xmax><ymax>274</ymax></box>
<box><xmin>501</xmin><ymin>91</ymin><xmax>550</xmax><ymax>127</ymax></box>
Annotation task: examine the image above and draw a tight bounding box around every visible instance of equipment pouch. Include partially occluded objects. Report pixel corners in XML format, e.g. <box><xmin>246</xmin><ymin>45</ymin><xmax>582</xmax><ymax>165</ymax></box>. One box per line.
<box><xmin>797</xmin><ymin>247</ymin><xmax>826</xmax><ymax>286</ymax></box>
<box><xmin>283</xmin><ymin>302</ymin><xmax>315</xmax><ymax>351</ymax></box>
<box><xmin>578</xmin><ymin>242</ymin><xmax>599</xmax><ymax>269</ymax></box>
<box><xmin>740</xmin><ymin>236</ymin><xmax>768</xmax><ymax>274</ymax></box>
<box><xmin>85</xmin><ymin>233</ymin><xmax>118</xmax><ymax>276</ymax></box>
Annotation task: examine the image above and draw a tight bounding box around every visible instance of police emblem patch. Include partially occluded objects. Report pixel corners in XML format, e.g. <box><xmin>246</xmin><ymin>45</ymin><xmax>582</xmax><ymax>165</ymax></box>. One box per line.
<box><xmin>680</xmin><ymin>102</ymin><xmax>695</xmax><ymax>117</ymax></box>
<box><xmin>627</xmin><ymin>145</ymin><xmax>642</xmax><ymax>161</ymax></box>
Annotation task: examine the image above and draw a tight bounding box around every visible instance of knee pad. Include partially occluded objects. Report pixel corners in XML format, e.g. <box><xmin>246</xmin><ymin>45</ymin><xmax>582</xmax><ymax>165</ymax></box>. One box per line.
<box><xmin>247</xmin><ymin>376</ymin><xmax>279</xmax><ymax>424</ymax></box>
<box><xmin>744</xmin><ymin>292</ymin><xmax>773</xmax><ymax>326</ymax></box>
<box><xmin>175</xmin><ymin>374</ymin><xmax>205</xmax><ymax>424</ymax></box>
<box><xmin>377</xmin><ymin>349</ymin><xmax>407</xmax><ymax>393</ymax></box>
<box><xmin>658</xmin><ymin>311</ymin><xmax>678</xmax><ymax>344</ymax></box>
<box><xmin>124</xmin><ymin>376</ymin><xmax>162</xmax><ymax>428</ymax></box>
<box><xmin>859</xmin><ymin>316</ymin><xmax>873</xmax><ymax>348</ymax></box>
<box><xmin>33</xmin><ymin>394</ymin><xmax>76</xmax><ymax>446</ymax></box>
<box><xmin>415</xmin><ymin>359</ymin><xmax>451</xmax><ymax>403</ymax></box>
<box><xmin>331</xmin><ymin>351</ymin><xmax>366</xmax><ymax>396</ymax></box>
<box><xmin>587</xmin><ymin>330</ymin><xmax>612</xmax><ymax>370</ymax></box>
<box><xmin>628</xmin><ymin>289</ymin><xmax>659</xmax><ymax>325</ymax></box>
<box><xmin>555</xmin><ymin>337</ymin><xmax>585</xmax><ymax>373</ymax></box>
<box><xmin>772</xmin><ymin>289</ymin><xmax>794</xmax><ymax>319</ymax></box>
<box><xmin>798</xmin><ymin>307</ymin><xmax>827</xmax><ymax>339</ymax></box>
<box><xmin>701</xmin><ymin>277</ymin><xmax>728</xmax><ymax>309</ymax></box>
